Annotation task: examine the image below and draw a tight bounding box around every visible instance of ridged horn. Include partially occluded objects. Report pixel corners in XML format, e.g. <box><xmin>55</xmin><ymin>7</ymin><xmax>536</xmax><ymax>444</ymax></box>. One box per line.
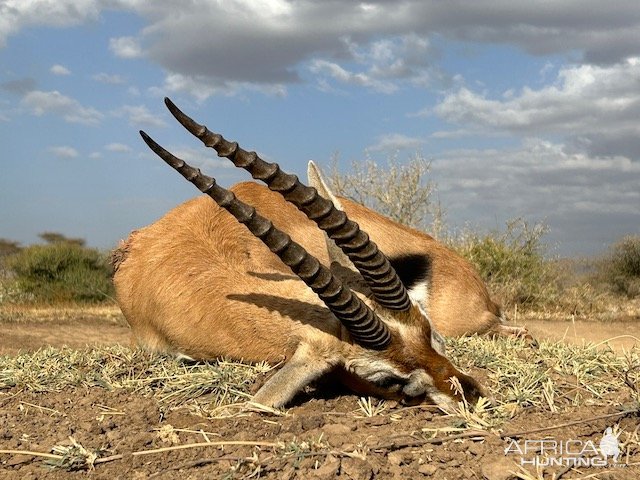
<box><xmin>139</xmin><ymin>130</ymin><xmax>392</xmax><ymax>350</ymax></box>
<box><xmin>163</xmin><ymin>97</ymin><xmax>411</xmax><ymax>311</ymax></box>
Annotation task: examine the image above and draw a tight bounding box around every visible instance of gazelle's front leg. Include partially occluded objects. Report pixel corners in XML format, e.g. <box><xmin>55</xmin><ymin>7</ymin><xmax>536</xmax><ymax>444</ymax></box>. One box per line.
<box><xmin>252</xmin><ymin>343</ymin><xmax>340</xmax><ymax>408</ymax></box>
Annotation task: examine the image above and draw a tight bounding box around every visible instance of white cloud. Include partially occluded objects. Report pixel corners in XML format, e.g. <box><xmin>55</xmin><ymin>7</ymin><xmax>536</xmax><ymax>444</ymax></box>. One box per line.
<box><xmin>430</xmin><ymin>138</ymin><xmax>640</xmax><ymax>254</ymax></box>
<box><xmin>309</xmin><ymin>34</ymin><xmax>440</xmax><ymax>93</ymax></box>
<box><xmin>139</xmin><ymin>143</ymin><xmax>234</xmax><ymax>172</ymax></box>
<box><xmin>116</xmin><ymin>104</ymin><xmax>166</xmax><ymax>128</ymax></box>
<box><xmin>50</xmin><ymin>64</ymin><xmax>71</xmax><ymax>75</ymax></box>
<box><xmin>3</xmin><ymin>2</ymin><xmax>640</xmax><ymax>100</ymax></box>
<box><xmin>429</xmin><ymin>128</ymin><xmax>490</xmax><ymax>139</ymax></box>
<box><xmin>93</xmin><ymin>72</ymin><xmax>125</xmax><ymax>84</ymax></box>
<box><xmin>0</xmin><ymin>0</ymin><xmax>101</xmax><ymax>48</ymax></box>
<box><xmin>156</xmin><ymin>72</ymin><xmax>286</xmax><ymax>102</ymax></box>
<box><xmin>105</xmin><ymin>143</ymin><xmax>132</xmax><ymax>153</ymax></box>
<box><xmin>309</xmin><ymin>60</ymin><xmax>397</xmax><ymax>94</ymax></box>
<box><xmin>121</xmin><ymin>2</ymin><xmax>640</xmax><ymax>96</ymax></box>
<box><xmin>368</xmin><ymin>133</ymin><xmax>424</xmax><ymax>152</ymax></box>
<box><xmin>22</xmin><ymin>90</ymin><xmax>103</xmax><ymax>125</ymax></box>
<box><xmin>109</xmin><ymin>36</ymin><xmax>143</xmax><ymax>59</ymax></box>
<box><xmin>48</xmin><ymin>145</ymin><xmax>79</xmax><ymax>158</ymax></box>
<box><xmin>434</xmin><ymin>57</ymin><xmax>640</xmax><ymax>158</ymax></box>
<box><xmin>168</xmin><ymin>145</ymin><xmax>235</xmax><ymax>172</ymax></box>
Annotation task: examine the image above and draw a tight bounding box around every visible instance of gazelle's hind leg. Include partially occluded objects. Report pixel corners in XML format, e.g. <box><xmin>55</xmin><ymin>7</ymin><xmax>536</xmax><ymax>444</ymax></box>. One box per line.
<box><xmin>489</xmin><ymin>322</ymin><xmax>537</xmax><ymax>347</ymax></box>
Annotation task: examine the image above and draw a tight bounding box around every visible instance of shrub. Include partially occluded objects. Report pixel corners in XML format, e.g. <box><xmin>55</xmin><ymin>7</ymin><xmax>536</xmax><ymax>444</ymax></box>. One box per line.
<box><xmin>327</xmin><ymin>152</ymin><xmax>446</xmax><ymax>238</ymax></box>
<box><xmin>599</xmin><ymin>235</ymin><xmax>640</xmax><ymax>298</ymax></box>
<box><xmin>453</xmin><ymin>219</ymin><xmax>558</xmax><ymax>308</ymax></box>
<box><xmin>6</xmin><ymin>242</ymin><xmax>114</xmax><ymax>303</ymax></box>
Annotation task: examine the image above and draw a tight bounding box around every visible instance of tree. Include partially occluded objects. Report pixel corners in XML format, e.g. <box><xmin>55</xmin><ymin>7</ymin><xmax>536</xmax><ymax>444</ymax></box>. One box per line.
<box><xmin>327</xmin><ymin>152</ymin><xmax>446</xmax><ymax>238</ymax></box>
<box><xmin>0</xmin><ymin>239</ymin><xmax>21</xmax><ymax>258</ymax></box>
<box><xmin>38</xmin><ymin>232</ymin><xmax>86</xmax><ymax>247</ymax></box>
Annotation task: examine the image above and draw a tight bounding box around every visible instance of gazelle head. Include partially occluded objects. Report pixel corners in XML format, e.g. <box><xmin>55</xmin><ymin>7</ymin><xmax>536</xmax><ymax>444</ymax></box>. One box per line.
<box><xmin>138</xmin><ymin>98</ymin><xmax>484</xmax><ymax>409</ymax></box>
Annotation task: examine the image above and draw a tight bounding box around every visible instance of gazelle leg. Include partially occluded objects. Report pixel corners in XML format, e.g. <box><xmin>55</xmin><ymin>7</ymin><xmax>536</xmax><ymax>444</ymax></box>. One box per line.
<box><xmin>252</xmin><ymin>343</ymin><xmax>338</xmax><ymax>408</ymax></box>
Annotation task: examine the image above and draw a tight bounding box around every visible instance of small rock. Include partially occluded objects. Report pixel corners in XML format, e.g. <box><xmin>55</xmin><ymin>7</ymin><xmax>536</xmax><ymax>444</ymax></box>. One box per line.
<box><xmin>387</xmin><ymin>464</ymin><xmax>403</xmax><ymax>479</ymax></box>
<box><xmin>387</xmin><ymin>451</ymin><xmax>404</xmax><ymax>466</ymax></box>
<box><xmin>102</xmin><ymin>420</ymin><xmax>117</xmax><ymax>431</ymax></box>
<box><xmin>322</xmin><ymin>423</ymin><xmax>353</xmax><ymax>436</ymax></box>
<box><xmin>418</xmin><ymin>464</ymin><xmax>438</xmax><ymax>476</ymax></box>
<box><xmin>468</xmin><ymin>441</ymin><xmax>485</xmax><ymax>456</ymax></box>
<box><xmin>301</xmin><ymin>415</ymin><xmax>324</xmax><ymax>431</ymax></box>
<box><xmin>5</xmin><ymin>454</ymin><xmax>34</xmax><ymax>467</ymax></box>
<box><xmin>341</xmin><ymin>457</ymin><xmax>373</xmax><ymax>480</ymax></box>
<box><xmin>312</xmin><ymin>454</ymin><xmax>340</xmax><ymax>479</ymax></box>
<box><xmin>481</xmin><ymin>456</ymin><xmax>518</xmax><ymax>480</ymax></box>
<box><xmin>365</xmin><ymin>416</ymin><xmax>389</xmax><ymax>427</ymax></box>
<box><xmin>280</xmin><ymin>466</ymin><xmax>296</xmax><ymax>480</ymax></box>
<box><xmin>131</xmin><ymin>431</ymin><xmax>154</xmax><ymax>447</ymax></box>
<box><xmin>436</xmin><ymin>450</ymin><xmax>452</xmax><ymax>463</ymax></box>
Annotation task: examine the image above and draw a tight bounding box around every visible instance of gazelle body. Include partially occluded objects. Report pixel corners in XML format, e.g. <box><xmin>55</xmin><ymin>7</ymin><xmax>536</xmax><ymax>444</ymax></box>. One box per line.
<box><xmin>112</xmin><ymin>98</ymin><xmax>483</xmax><ymax>409</ymax></box>
<box><xmin>231</xmin><ymin>177</ymin><xmax>530</xmax><ymax>339</ymax></box>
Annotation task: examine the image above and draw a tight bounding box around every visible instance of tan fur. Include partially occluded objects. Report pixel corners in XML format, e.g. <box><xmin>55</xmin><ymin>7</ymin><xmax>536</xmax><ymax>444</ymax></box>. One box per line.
<box><xmin>114</xmin><ymin>196</ymin><xmax>344</xmax><ymax>362</ymax></box>
<box><xmin>117</xmin><ymin>98</ymin><xmax>490</xmax><ymax>408</ymax></box>
<box><xmin>230</xmin><ymin>181</ymin><xmax>530</xmax><ymax>339</ymax></box>
<box><xmin>113</xmin><ymin>189</ymin><xmax>483</xmax><ymax>408</ymax></box>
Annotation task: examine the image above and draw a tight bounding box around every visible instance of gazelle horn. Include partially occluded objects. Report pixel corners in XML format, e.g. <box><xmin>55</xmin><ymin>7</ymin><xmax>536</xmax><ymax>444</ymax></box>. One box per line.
<box><xmin>139</xmin><ymin>130</ymin><xmax>392</xmax><ymax>350</ymax></box>
<box><xmin>163</xmin><ymin>97</ymin><xmax>411</xmax><ymax>312</ymax></box>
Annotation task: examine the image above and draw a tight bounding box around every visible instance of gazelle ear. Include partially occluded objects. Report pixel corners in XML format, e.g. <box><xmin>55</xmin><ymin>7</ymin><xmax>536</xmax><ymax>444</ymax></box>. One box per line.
<box><xmin>307</xmin><ymin>160</ymin><xmax>345</xmax><ymax>210</ymax></box>
<box><xmin>307</xmin><ymin>161</ymin><xmax>358</xmax><ymax>272</ymax></box>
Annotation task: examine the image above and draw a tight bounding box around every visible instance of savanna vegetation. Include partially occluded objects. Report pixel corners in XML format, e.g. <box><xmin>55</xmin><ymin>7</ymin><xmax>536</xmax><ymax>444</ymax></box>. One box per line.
<box><xmin>1</xmin><ymin>154</ymin><xmax>638</xmax><ymax>478</ymax></box>
<box><xmin>0</xmin><ymin>233</ymin><xmax>114</xmax><ymax>305</ymax></box>
<box><xmin>328</xmin><ymin>153</ymin><xmax>640</xmax><ymax>318</ymax></box>
<box><xmin>1</xmin><ymin>154</ymin><xmax>638</xmax><ymax>313</ymax></box>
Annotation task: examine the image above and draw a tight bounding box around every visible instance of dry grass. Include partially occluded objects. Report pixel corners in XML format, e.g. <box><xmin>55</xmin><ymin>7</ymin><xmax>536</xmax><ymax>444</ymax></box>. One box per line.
<box><xmin>447</xmin><ymin>336</ymin><xmax>640</xmax><ymax>427</ymax></box>
<box><xmin>0</xmin><ymin>345</ymin><xmax>272</xmax><ymax>413</ymax></box>
<box><xmin>1</xmin><ymin>337</ymin><xmax>638</xmax><ymax>424</ymax></box>
<box><xmin>0</xmin><ymin>303</ymin><xmax>123</xmax><ymax>324</ymax></box>
<box><xmin>1</xmin><ymin>339</ymin><xmax>638</xmax><ymax>474</ymax></box>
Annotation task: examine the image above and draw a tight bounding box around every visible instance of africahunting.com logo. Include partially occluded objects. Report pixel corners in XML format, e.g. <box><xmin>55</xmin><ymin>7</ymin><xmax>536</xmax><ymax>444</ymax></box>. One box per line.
<box><xmin>504</xmin><ymin>427</ymin><xmax>626</xmax><ymax>468</ymax></box>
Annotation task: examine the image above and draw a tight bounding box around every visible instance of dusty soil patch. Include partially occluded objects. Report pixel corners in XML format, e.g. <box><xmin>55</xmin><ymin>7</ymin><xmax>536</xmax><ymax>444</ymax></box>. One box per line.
<box><xmin>0</xmin><ymin>306</ymin><xmax>639</xmax><ymax>478</ymax></box>
<box><xmin>0</xmin><ymin>388</ymin><xmax>638</xmax><ymax>479</ymax></box>
<box><xmin>0</xmin><ymin>305</ymin><xmax>130</xmax><ymax>355</ymax></box>
<box><xmin>1</xmin><ymin>304</ymin><xmax>638</xmax><ymax>355</ymax></box>
<box><xmin>524</xmin><ymin>319</ymin><xmax>639</xmax><ymax>352</ymax></box>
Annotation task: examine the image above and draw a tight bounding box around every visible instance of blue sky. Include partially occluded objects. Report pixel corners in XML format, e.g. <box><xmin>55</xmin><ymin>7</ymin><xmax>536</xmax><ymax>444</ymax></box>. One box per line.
<box><xmin>1</xmin><ymin>1</ymin><xmax>639</xmax><ymax>257</ymax></box>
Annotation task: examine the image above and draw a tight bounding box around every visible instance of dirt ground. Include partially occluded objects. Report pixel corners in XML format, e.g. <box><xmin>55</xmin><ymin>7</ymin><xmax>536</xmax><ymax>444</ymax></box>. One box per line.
<box><xmin>0</xmin><ymin>305</ymin><xmax>639</xmax><ymax>479</ymax></box>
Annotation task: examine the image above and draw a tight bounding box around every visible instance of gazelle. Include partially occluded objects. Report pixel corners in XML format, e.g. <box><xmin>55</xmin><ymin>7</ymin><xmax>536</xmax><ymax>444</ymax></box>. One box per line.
<box><xmin>112</xmin><ymin>98</ymin><xmax>483</xmax><ymax>409</ymax></box>
<box><xmin>229</xmin><ymin>164</ymin><xmax>531</xmax><ymax>340</ymax></box>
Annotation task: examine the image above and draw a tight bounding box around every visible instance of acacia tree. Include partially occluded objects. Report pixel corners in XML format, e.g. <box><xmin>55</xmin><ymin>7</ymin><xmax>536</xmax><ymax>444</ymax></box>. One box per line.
<box><xmin>327</xmin><ymin>152</ymin><xmax>446</xmax><ymax>238</ymax></box>
<box><xmin>39</xmin><ymin>232</ymin><xmax>86</xmax><ymax>246</ymax></box>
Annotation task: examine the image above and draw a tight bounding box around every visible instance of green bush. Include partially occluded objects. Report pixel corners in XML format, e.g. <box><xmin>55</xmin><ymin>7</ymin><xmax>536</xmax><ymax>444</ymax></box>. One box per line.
<box><xmin>453</xmin><ymin>219</ymin><xmax>558</xmax><ymax>307</ymax></box>
<box><xmin>599</xmin><ymin>235</ymin><xmax>640</xmax><ymax>297</ymax></box>
<box><xmin>6</xmin><ymin>242</ymin><xmax>114</xmax><ymax>303</ymax></box>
